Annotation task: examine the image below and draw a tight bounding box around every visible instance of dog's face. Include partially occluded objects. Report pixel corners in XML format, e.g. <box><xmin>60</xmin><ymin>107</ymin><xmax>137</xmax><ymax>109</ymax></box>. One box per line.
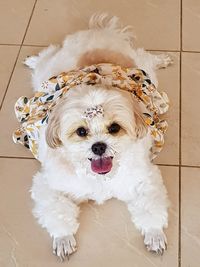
<box><xmin>46</xmin><ymin>85</ymin><xmax>147</xmax><ymax>177</ymax></box>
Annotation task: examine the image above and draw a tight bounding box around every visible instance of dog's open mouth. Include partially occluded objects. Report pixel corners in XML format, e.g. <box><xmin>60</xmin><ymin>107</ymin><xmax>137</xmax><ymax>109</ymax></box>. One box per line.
<box><xmin>88</xmin><ymin>157</ymin><xmax>113</xmax><ymax>175</ymax></box>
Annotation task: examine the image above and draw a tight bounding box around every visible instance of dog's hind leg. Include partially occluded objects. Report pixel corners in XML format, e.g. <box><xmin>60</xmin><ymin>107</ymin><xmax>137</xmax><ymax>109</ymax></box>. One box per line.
<box><xmin>23</xmin><ymin>44</ymin><xmax>59</xmax><ymax>69</ymax></box>
<box><xmin>153</xmin><ymin>53</ymin><xmax>174</xmax><ymax>69</ymax></box>
<box><xmin>132</xmin><ymin>48</ymin><xmax>173</xmax><ymax>87</ymax></box>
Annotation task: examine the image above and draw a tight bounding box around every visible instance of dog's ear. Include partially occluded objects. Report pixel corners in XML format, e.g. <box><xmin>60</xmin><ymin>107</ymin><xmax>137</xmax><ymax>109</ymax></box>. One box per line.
<box><xmin>132</xmin><ymin>99</ymin><xmax>148</xmax><ymax>139</ymax></box>
<box><xmin>46</xmin><ymin>109</ymin><xmax>62</xmax><ymax>149</ymax></box>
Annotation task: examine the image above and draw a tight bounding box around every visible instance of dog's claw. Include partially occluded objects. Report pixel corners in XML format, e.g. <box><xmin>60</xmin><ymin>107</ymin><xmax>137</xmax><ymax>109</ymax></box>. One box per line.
<box><xmin>53</xmin><ymin>235</ymin><xmax>77</xmax><ymax>261</ymax></box>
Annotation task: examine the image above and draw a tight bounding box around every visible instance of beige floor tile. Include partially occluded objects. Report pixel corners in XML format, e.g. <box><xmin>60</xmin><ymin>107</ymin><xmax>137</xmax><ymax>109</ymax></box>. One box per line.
<box><xmin>24</xmin><ymin>0</ymin><xmax>180</xmax><ymax>50</ymax></box>
<box><xmin>181</xmin><ymin>167</ymin><xmax>200</xmax><ymax>267</ymax></box>
<box><xmin>154</xmin><ymin>52</ymin><xmax>180</xmax><ymax>165</ymax></box>
<box><xmin>0</xmin><ymin>45</ymin><xmax>19</xmax><ymax>105</ymax></box>
<box><xmin>0</xmin><ymin>160</ymin><xmax>179</xmax><ymax>267</ymax></box>
<box><xmin>0</xmin><ymin>0</ymin><xmax>35</xmax><ymax>44</ymax></box>
<box><xmin>0</xmin><ymin>46</ymin><xmax>43</xmax><ymax>158</ymax></box>
<box><xmin>183</xmin><ymin>0</ymin><xmax>200</xmax><ymax>51</ymax></box>
<box><xmin>182</xmin><ymin>53</ymin><xmax>200</xmax><ymax>166</ymax></box>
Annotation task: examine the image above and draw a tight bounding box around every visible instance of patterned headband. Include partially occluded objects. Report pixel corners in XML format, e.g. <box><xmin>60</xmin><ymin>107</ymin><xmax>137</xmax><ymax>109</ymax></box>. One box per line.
<box><xmin>13</xmin><ymin>63</ymin><xmax>169</xmax><ymax>160</ymax></box>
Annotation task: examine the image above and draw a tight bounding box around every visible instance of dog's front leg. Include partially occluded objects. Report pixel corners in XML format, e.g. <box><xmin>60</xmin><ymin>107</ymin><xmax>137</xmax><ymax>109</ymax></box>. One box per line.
<box><xmin>127</xmin><ymin>166</ymin><xmax>169</xmax><ymax>254</ymax></box>
<box><xmin>31</xmin><ymin>171</ymin><xmax>79</xmax><ymax>261</ymax></box>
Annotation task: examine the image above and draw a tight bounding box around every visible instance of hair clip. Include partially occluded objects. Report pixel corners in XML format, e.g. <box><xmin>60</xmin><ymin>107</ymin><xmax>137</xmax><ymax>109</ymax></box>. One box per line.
<box><xmin>83</xmin><ymin>105</ymin><xmax>104</xmax><ymax>120</ymax></box>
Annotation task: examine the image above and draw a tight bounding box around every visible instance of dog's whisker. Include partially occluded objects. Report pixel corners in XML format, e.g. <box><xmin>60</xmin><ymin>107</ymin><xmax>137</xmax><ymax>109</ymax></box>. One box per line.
<box><xmin>109</xmin><ymin>145</ymin><xmax>118</xmax><ymax>154</ymax></box>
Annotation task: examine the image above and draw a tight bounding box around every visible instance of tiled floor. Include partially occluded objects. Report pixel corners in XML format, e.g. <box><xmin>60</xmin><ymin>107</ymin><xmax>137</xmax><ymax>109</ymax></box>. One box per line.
<box><xmin>0</xmin><ymin>1</ymin><xmax>199</xmax><ymax>266</ymax></box>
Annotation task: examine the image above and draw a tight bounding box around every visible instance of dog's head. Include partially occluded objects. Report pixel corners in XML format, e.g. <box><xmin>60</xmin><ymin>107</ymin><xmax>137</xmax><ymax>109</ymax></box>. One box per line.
<box><xmin>46</xmin><ymin>84</ymin><xmax>147</xmax><ymax>176</ymax></box>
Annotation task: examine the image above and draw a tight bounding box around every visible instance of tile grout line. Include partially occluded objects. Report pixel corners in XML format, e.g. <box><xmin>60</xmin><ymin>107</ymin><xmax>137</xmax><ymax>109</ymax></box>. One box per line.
<box><xmin>0</xmin><ymin>0</ymin><xmax>38</xmax><ymax>111</ymax></box>
<box><xmin>146</xmin><ymin>48</ymin><xmax>181</xmax><ymax>53</ymax></box>
<box><xmin>0</xmin><ymin>46</ymin><xmax>21</xmax><ymax>110</ymax></box>
<box><xmin>0</xmin><ymin>43</ymin><xmax>47</xmax><ymax>47</ymax></box>
<box><xmin>179</xmin><ymin>0</ymin><xmax>183</xmax><ymax>266</ymax></box>
<box><xmin>0</xmin><ymin>44</ymin><xmax>183</xmax><ymax>51</ymax></box>
<box><xmin>21</xmin><ymin>44</ymin><xmax>48</xmax><ymax>48</ymax></box>
<box><xmin>1</xmin><ymin>46</ymin><xmax>200</xmax><ymax>54</ymax></box>
<box><xmin>157</xmin><ymin>163</ymin><xmax>200</xmax><ymax>169</ymax></box>
<box><xmin>0</xmin><ymin>44</ymin><xmax>21</xmax><ymax>47</ymax></box>
<box><xmin>2</xmin><ymin>46</ymin><xmax>200</xmax><ymax>54</ymax></box>
<box><xmin>182</xmin><ymin>50</ymin><xmax>200</xmax><ymax>53</ymax></box>
<box><xmin>0</xmin><ymin>156</ymin><xmax>35</xmax><ymax>160</ymax></box>
<box><xmin>1</xmin><ymin>45</ymin><xmax>200</xmax><ymax>55</ymax></box>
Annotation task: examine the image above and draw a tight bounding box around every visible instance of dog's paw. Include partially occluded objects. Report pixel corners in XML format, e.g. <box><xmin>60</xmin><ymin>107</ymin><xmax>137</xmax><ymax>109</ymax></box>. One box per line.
<box><xmin>156</xmin><ymin>54</ymin><xmax>173</xmax><ymax>69</ymax></box>
<box><xmin>144</xmin><ymin>229</ymin><xmax>167</xmax><ymax>255</ymax></box>
<box><xmin>23</xmin><ymin>55</ymin><xmax>38</xmax><ymax>69</ymax></box>
<box><xmin>53</xmin><ymin>235</ymin><xmax>77</xmax><ymax>261</ymax></box>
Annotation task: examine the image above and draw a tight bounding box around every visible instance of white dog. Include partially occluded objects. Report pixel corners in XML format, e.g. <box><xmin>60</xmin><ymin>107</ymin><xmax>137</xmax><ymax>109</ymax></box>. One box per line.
<box><xmin>21</xmin><ymin>14</ymin><xmax>172</xmax><ymax>260</ymax></box>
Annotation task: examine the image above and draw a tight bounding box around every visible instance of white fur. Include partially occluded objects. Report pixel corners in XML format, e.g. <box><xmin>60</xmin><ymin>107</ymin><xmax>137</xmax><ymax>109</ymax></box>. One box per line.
<box><xmin>26</xmin><ymin>14</ymin><xmax>172</xmax><ymax>260</ymax></box>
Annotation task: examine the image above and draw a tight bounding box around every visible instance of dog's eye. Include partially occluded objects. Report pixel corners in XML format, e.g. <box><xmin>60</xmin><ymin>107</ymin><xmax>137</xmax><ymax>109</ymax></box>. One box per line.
<box><xmin>108</xmin><ymin>123</ymin><xmax>121</xmax><ymax>134</ymax></box>
<box><xmin>76</xmin><ymin>127</ymin><xmax>88</xmax><ymax>137</ymax></box>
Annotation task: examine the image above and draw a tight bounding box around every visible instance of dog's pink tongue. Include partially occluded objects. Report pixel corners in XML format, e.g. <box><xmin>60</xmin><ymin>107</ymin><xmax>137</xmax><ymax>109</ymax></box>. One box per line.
<box><xmin>91</xmin><ymin>157</ymin><xmax>112</xmax><ymax>174</ymax></box>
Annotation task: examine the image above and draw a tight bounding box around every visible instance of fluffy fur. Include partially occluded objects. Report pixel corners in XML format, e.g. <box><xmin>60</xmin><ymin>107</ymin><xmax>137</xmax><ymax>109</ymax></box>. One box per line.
<box><xmin>25</xmin><ymin>14</ymin><xmax>173</xmax><ymax>260</ymax></box>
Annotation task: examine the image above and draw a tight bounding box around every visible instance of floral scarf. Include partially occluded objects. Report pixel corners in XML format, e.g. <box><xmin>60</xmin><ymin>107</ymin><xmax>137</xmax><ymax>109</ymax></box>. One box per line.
<box><xmin>13</xmin><ymin>63</ymin><xmax>169</xmax><ymax>159</ymax></box>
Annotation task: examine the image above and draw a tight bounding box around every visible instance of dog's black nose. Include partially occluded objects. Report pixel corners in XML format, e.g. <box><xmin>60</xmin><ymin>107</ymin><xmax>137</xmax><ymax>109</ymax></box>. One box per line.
<box><xmin>92</xmin><ymin>142</ymin><xmax>107</xmax><ymax>156</ymax></box>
